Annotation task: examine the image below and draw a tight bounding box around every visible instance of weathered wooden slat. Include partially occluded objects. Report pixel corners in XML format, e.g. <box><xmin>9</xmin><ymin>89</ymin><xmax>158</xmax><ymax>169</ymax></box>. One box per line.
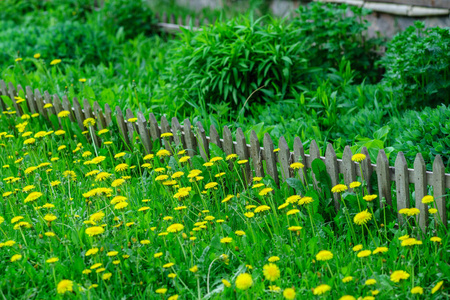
<box><xmin>125</xmin><ymin>109</ymin><xmax>135</xmax><ymax>142</ymax></box>
<box><xmin>263</xmin><ymin>133</ymin><xmax>279</xmax><ymax>187</ymax></box>
<box><xmin>278</xmin><ymin>136</ymin><xmax>291</xmax><ymax>182</ymax></box>
<box><xmin>62</xmin><ymin>96</ymin><xmax>75</xmax><ymax>122</ymax></box>
<box><xmin>52</xmin><ymin>94</ymin><xmax>63</xmax><ymax>117</ymax></box>
<box><xmin>223</xmin><ymin>126</ymin><xmax>234</xmax><ymax>169</ymax></box>
<box><xmin>72</xmin><ymin>97</ymin><xmax>84</xmax><ymax>130</ymax></box>
<box><xmin>16</xmin><ymin>85</ymin><xmax>25</xmax><ymax>112</ymax></box>
<box><xmin>414</xmin><ymin>153</ymin><xmax>428</xmax><ymax>232</ymax></box>
<box><xmin>432</xmin><ymin>155</ymin><xmax>447</xmax><ymax>228</ymax></box>
<box><xmin>171</xmin><ymin>117</ymin><xmax>185</xmax><ymax>149</ymax></box>
<box><xmin>170</xmin><ymin>13</ymin><xmax>175</xmax><ymax>24</ymax></box>
<box><xmin>369</xmin><ymin>0</ymin><xmax>450</xmax><ymax>9</ymax></box>
<box><xmin>209</xmin><ymin>125</ymin><xmax>222</xmax><ymax>149</ymax></box>
<box><xmin>342</xmin><ymin>146</ymin><xmax>357</xmax><ymax>191</ymax></box>
<box><xmin>34</xmin><ymin>89</ymin><xmax>47</xmax><ymax>119</ymax></box>
<box><xmin>162</xmin><ymin>12</ymin><xmax>167</xmax><ymax>23</ymax></box>
<box><xmin>376</xmin><ymin>149</ymin><xmax>392</xmax><ymax>207</ymax></box>
<box><xmin>93</xmin><ymin>101</ymin><xmax>106</xmax><ymax>130</ymax></box>
<box><xmin>395</xmin><ymin>152</ymin><xmax>410</xmax><ymax>224</ymax></box>
<box><xmin>115</xmin><ymin>106</ymin><xmax>130</xmax><ymax>146</ymax></box>
<box><xmin>293</xmin><ymin>137</ymin><xmax>306</xmax><ymax>183</ymax></box>
<box><xmin>104</xmin><ymin>104</ymin><xmax>112</xmax><ymax>127</ymax></box>
<box><xmin>177</xmin><ymin>15</ymin><xmax>183</xmax><ymax>25</ymax></box>
<box><xmin>236</xmin><ymin>128</ymin><xmax>251</xmax><ymax>182</ymax></box>
<box><xmin>8</xmin><ymin>82</ymin><xmax>22</xmax><ymax>116</ymax></box>
<box><xmin>148</xmin><ymin>113</ymin><xmax>161</xmax><ymax>143</ymax></box>
<box><xmin>196</xmin><ymin>121</ymin><xmax>209</xmax><ymax>161</ymax></box>
<box><xmin>52</xmin><ymin>94</ymin><xmax>63</xmax><ymax>126</ymax></box>
<box><xmin>161</xmin><ymin>116</ymin><xmax>173</xmax><ymax>152</ymax></box>
<box><xmin>83</xmin><ymin>99</ymin><xmax>100</xmax><ymax>147</ymax></box>
<box><xmin>137</xmin><ymin>111</ymin><xmax>152</xmax><ymax>154</ymax></box>
<box><xmin>250</xmin><ymin>130</ymin><xmax>264</xmax><ymax>178</ymax></box>
<box><xmin>325</xmin><ymin>144</ymin><xmax>340</xmax><ymax>211</ymax></box>
<box><xmin>361</xmin><ymin>147</ymin><xmax>374</xmax><ymax>194</ymax></box>
<box><xmin>309</xmin><ymin>140</ymin><xmax>321</xmax><ymax>186</ymax></box>
<box><xmin>0</xmin><ymin>80</ymin><xmax>7</xmax><ymax>111</ymax></box>
<box><xmin>25</xmin><ymin>86</ymin><xmax>36</xmax><ymax>114</ymax></box>
<box><xmin>44</xmin><ymin>91</ymin><xmax>56</xmax><ymax>116</ymax></box>
<box><xmin>183</xmin><ymin>119</ymin><xmax>196</xmax><ymax>158</ymax></box>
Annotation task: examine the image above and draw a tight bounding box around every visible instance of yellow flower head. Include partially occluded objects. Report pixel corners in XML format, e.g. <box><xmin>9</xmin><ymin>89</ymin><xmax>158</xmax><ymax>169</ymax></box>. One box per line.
<box><xmin>353</xmin><ymin>210</ymin><xmax>372</xmax><ymax>225</ymax></box>
<box><xmin>390</xmin><ymin>270</ymin><xmax>410</xmax><ymax>283</ymax></box>
<box><xmin>316</xmin><ymin>250</ymin><xmax>333</xmax><ymax>261</ymax></box>
<box><xmin>263</xmin><ymin>263</ymin><xmax>280</xmax><ymax>281</ymax></box>
<box><xmin>57</xmin><ymin>280</ymin><xmax>73</xmax><ymax>294</ymax></box>
<box><xmin>351</xmin><ymin>153</ymin><xmax>366</xmax><ymax>162</ymax></box>
<box><xmin>235</xmin><ymin>273</ymin><xmax>253</xmax><ymax>290</ymax></box>
<box><xmin>331</xmin><ymin>184</ymin><xmax>347</xmax><ymax>193</ymax></box>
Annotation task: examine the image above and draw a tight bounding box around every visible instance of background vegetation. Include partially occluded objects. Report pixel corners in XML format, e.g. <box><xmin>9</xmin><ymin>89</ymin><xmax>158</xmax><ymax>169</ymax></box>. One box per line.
<box><xmin>1</xmin><ymin>0</ymin><xmax>450</xmax><ymax>171</ymax></box>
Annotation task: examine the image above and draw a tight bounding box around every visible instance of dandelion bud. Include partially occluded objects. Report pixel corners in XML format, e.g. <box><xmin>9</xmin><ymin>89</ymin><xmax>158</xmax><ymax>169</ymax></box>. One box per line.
<box><xmin>39</xmin><ymin>234</ymin><xmax>43</xmax><ymax>238</ymax></box>
<box><xmin>382</xmin><ymin>259</ymin><xmax>387</xmax><ymax>263</ymax></box>
<box><xmin>182</xmin><ymin>233</ymin><xmax>188</xmax><ymax>239</ymax></box>
<box><xmin>132</xmin><ymin>238</ymin><xmax>137</xmax><ymax>243</ymax></box>
<box><xmin>100</xmin><ymin>247</ymin><xmax>104</xmax><ymax>252</ymax></box>
<box><xmin>235</xmin><ymin>246</ymin><xmax>239</xmax><ymax>251</ymax></box>
<box><xmin>127</xmin><ymin>242</ymin><xmax>131</xmax><ymax>247</ymax></box>
<box><xmin>317</xmin><ymin>272</ymin><xmax>322</xmax><ymax>278</ymax></box>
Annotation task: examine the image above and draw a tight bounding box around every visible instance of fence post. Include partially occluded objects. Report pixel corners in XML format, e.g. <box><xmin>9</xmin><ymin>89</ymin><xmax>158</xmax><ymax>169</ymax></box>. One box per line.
<box><xmin>293</xmin><ymin>137</ymin><xmax>306</xmax><ymax>184</ymax></box>
<box><xmin>196</xmin><ymin>121</ymin><xmax>209</xmax><ymax>161</ymax></box>
<box><xmin>183</xmin><ymin>119</ymin><xmax>197</xmax><ymax>157</ymax></box>
<box><xmin>115</xmin><ymin>106</ymin><xmax>130</xmax><ymax>146</ymax></box>
<box><xmin>0</xmin><ymin>80</ymin><xmax>7</xmax><ymax>112</ymax></box>
<box><xmin>8</xmin><ymin>82</ymin><xmax>23</xmax><ymax>116</ymax></box>
<box><xmin>148</xmin><ymin>113</ymin><xmax>161</xmax><ymax>143</ymax></box>
<box><xmin>361</xmin><ymin>147</ymin><xmax>373</xmax><ymax>194</ymax></box>
<box><xmin>376</xmin><ymin>149</ymin><xmax>392</xmax><ymax>207</ymax></box>
<box><xmin>325</xmin><ymin>143</ymin><xmax>340</xmax><ymax>211</ymax></box>
<box><xmin>236</xmin><ymin>128</ymin><xmax>251</xmax><ymax>183</ymax></box>
<box><xmin>171</xmin><ymin>117</ymin><xmax>185</xmax><ymax>149</ymax></box>
<box><xmin>263</xmin><ymin>133</ymin><xmax>279</xmax><ymax>187</ymax></box>
<box><xmin>125</xmin><ymin>109</ymin><xmax>135</xmax><ymax>142</ymax></box>
<box><xmin>44</xmin><ymin>91</ymin><xmax>56</xmax><ymax>117</ymax></box>
<box><xmin>250</xmin><ymin>131</ymin><xmax>264</xmax><ymax>178</ymax></box>
<box><xmin>25</xmin><ymin>86</ymin><xmax>36</xmax><ymax>114</ymax></box>
<box><xmin>342</xmin><ymin>146</ymin><xmax>357</xmax><ymax>191</ymax></box>
<box><xmin>72</xmin><ymin>97</ymin><xmax>84</xmax><ymax>130</ymax></box>
<box><xmin>432</xmin><ymin>155</ymin><xmax>447</xmax><ymax>228</ymax></box>
<box><xmin>93</xmin><ymin>101</ymin><xmax>107</xmax><ymax>130</ymax></box>
<box><xmin>413</xmin><ymin>153</ymin><xmax>428</xmax><ymax>233</ymax></box>
<box><xmin>395</xmin><ymin>151</ymin><xmax>410</xmax><ymax>224</ymax></box>
<box><xmin>278</xmin><ymin>136</ymin><xmax>291</xmax><ymax>182</ymax></box>
<box><xmin>223</xmin><ymin>126</ymin><xmax>234</xmax><ymax>169</ymax></box>
<box><xmin>62</xmin><ymin>96</ymin><xmax>75</xmax><ymax>122</ymax></box>
<box><xmin>137</xmin><ymin>111</ymin><xmax>152</xmax><ymax>154</ymax></box>
<box><xmin>104</xmin><ymin>104</ymin><xmax>112</xmax><ymax>127</ymax></box>
<box><xmin>161</xmin><ymin>116</ymin><xmax>173</xmax><ymax>152</ymax></box>
<box><xmin>209</xmin><ymin>125</ymin><xmax>222</xmax><ymax>148</ymax></box>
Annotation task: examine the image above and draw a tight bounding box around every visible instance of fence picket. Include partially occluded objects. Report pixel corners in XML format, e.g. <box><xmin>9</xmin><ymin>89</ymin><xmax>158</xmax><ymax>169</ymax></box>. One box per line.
<box><xmin>161</xmin><ymin>116</ymin><xmax>173</xmax><ymax>152</ymax></box>
<box><xmin>115</xmin><ymin>106</ymin><xmax>130</xmax><ymax>146</ymax></box>
<box><xmin>93</xmin><ymin>101</ymin><xmax>106</xmax><ymax>130</ymax></box>
<box><xmin>342</xmin><ymin>146</ymin><xmax>357</xmax><ymax>191</ymax></box>
<box><xmin>376</xmin><ymin>149</ymin><xmax>392</xmax><ymax>207</ymax></box>
<box><xmin>263</xmin><ymin>133</ymin><xmax>279</xmax><ymax>186</ymax></box>
<box><xmin>278</xmin><ymin>136</ymin><xmax>291</xmax><ymax>182</ymax></box>
<box><xmin>183</xmin><ymin>119</ymin><xmax>197</xmax><ymax>157</ymax></box>
<box><xmin>83</xmin><ymin>99</ymin><xmax>100</xmax><ymax>147</ymax></box>
<box><xmin>52</xmin><ymin>94</ymin><xmax>63</xmax><ymax>117</ymax></box>
<box><xmin>8</xmin><ymin>82</ymin><xmax>22</xmax><ymax>116</ymax></box>
<box><xmin>44</xmin><ymin>91</ymin><xmax>56</xmax><ymax>117</ymax></box>
<box><xmin>209</xmin><ymin>125</ymin><xmax>222</xmax><ymax>148</ymax></box>
<box><xmin>137</xmin><ymin>111</ymin><xmax>152</xmax><ymax>154</ymax></box>
<box><xmin>250</xmin><ymin>130</ymin><xmax>264</xmax><ymax>178</ymax></box>
<box><xmin>25</xmin><ymin>86</ymin><xmax>36</xmax><ymax>114</ymax></box>
<box><xmin>196</xmin><ymin>122</ymin><xmax>209</xmax><ymax>161</ymax></box>
<box><xmin>72</xmin><ymin>97</ymin><xmax>84</xmax><ymax>129</ymax></box>
<box><xmin>34</xmin><ymin>89</ymin><xmax>46</xmax><ymax>119</ymax></box>
<box><xmin>293</xmin><ymin>137</ymin><xmax>307</xmax><ymax>184</ymax></box>
<box><xmin>125</xmin><ymin>109</ymin><xmax>135</xmax><ymax>142</ymax></box>
<box><xmin>413</xmin><ymin>153</ymin><xmax>428</xmax><ymax>232</ymax></box>
<box><xmin>325</xmin><ymin>143</ymin><xmax>340</xmax><ymax>211</ymax></box>
<box><xmin>395</xmin><ymin>152</ymin><xmax>410</xmax><ymax>224</ymax></box>
<box><xmin>361</xmin><ymin>147</ymin><xmax>374</xmax><ymax>194</ymax></box>
<box><xmin>148</xmin><ymin>113</ymin><xmax>161</xmax><ymax>143</ymax></box>
<box><xmin>104</xmin><ymin>104</ymin><xmax>112</xmax><ymax>126</ymax></box>
<box><xmin>432</xmin><ymin>155</ymin><xmax>447</xmax><ymax>228</ymax></box>
<box><xmin>171</xmin><ymin>117</ymin><xmax>185</xmax><ymax>149</ymax></box>
<box><xmin>62</xmin><ymin>96</ymin><xmax>75</xmax><ymax>122</ymax></box>
<box><xmin>236</xmin><ymin>128</ymin><xmax>251</xmax><ymax>182</ymax></box>
<box><xmin>223</xmin><ymin>125</ymin><xmax>234</xmax><ymax>159</ymax></box>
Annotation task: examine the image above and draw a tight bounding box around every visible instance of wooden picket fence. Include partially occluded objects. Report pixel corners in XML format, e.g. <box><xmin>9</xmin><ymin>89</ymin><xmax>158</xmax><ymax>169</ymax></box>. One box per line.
<box><xmin>0</xmin><ymin>80</ymin><xmax>448</xmax><ymax>232</ymax></box>
<box><xmin>155</xmin><ymin>12</ymin><xmax>212</xmax><ymax>33</ymax></box>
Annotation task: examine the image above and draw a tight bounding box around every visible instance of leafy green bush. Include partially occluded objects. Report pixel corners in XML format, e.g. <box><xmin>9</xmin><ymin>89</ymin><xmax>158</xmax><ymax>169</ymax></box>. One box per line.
<box><xmin>0</xmin><ymin>21</ymin><xmax>113</xmax><ymax>67</ymax></box>
<box><xmin>292</xmin><ymin>3</ymin><xmax>383</xmax><ymax>82</ymax></box>
<box><xmin>391</xmin><ymin>105</ymin><xmax>450</xmax><ymax>170</ymax></box>
<box><xmin>165</xmin><ymin>15</ymin><xmax>311</xmax><ymax>112</ymax></box>
<box><xmin>102</xmin><ymin>0</ymin><xmax>157</xmax><ymax>39</ymax></box>
<box><xmin>380</xmin><ymin>22</ymin><xmax>450</xmax><ymax>110</ymax></box>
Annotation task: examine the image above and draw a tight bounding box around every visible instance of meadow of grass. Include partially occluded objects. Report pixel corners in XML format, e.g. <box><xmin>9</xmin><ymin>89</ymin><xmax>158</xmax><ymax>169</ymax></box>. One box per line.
<box><xmin>0</xmin><ymin>107</ymin><xmax>448</xmax><ymax>299</ymax></box>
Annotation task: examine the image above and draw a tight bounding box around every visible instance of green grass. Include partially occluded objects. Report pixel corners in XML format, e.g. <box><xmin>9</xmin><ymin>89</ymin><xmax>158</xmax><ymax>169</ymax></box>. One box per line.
<box><xmin>0</xmin><ymin>109</ymin><xmax>448</xmax><ymax>299</ymax></box>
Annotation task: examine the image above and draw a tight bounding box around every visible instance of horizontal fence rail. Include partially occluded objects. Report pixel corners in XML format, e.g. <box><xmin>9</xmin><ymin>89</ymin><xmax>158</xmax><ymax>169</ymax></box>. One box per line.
<box><xmin>0</xmin><ymin>80</ymin><xmax>448</xmax><ymax>232</ymax></box>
